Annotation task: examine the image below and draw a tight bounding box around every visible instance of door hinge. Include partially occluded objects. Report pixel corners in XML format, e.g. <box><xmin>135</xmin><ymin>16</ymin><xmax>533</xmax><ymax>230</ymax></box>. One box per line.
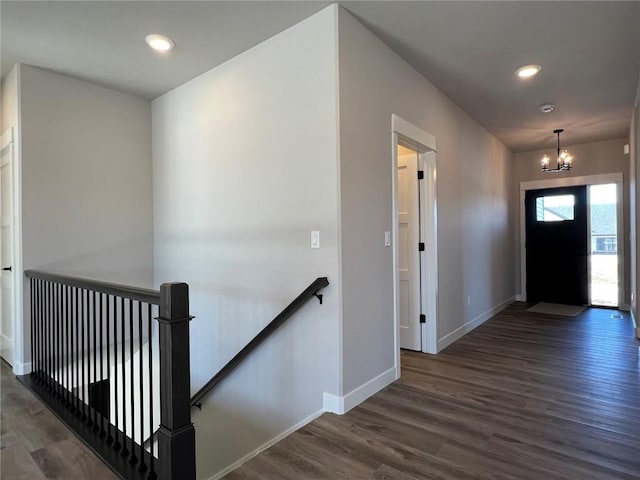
<box><xmin>419</xmin><ymin>242</ymin><xmax>425</xmax><ymax>251</ymax></box>
<box><xmin>417</xmin><ymin>170</ymin><xmax>424</xmax><ymax>180</ymax></box>
<box><xmin>420</xmin><ymin>314</ymin><xmax>426</xmax><ymax>324</ymax></box>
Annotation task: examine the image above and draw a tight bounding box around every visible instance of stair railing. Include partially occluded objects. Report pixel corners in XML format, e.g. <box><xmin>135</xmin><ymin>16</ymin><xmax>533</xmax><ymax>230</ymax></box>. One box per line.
<box><xmin>22</xmin><ymin>270</ymin><xmax>195</xmax><ymax>480</ymax></box>
<box><xmin>190</xmin><ymin>276</ymin><xmax>329</xmax><ymax>409</ymax></box>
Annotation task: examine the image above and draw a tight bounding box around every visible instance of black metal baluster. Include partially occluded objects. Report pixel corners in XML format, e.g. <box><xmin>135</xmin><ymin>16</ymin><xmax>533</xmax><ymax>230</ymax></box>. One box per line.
<box><xmin>61</xmin><ymin>283</ymin><xmax>65</xmax><ymax>399</ymax></box>
<box><xmin>60</xmin><ymin>283</ymin><xmax>64</xmax><ymax>399</ymax></box>
<box><xmin>60</xmin><ymin>283</ymin><xmax>65</xmax><ymax>399</ymax></box>
<box><xmin>51</xmin><ymin>282</ymin><xmax>56</xmax><ymax>394</ymax></box>
<box><xmin>137</xmin><ymin>301</ymin><xmax>145</xmax><ymax>472</ymax></box>
<box><xmin>60</xmin><ymin>284</ymin><xmax>65</xmax><ymax>402</ymax></box>
<box><xmin>75</xmin><ymin>287</ymin><xmax>81</xmax><ymax>417</ymax></box>
<box><xmin>121</xmin><ymin>297</ymin><xmax>128</xmax><ymax>457</ymax></box>
<box><xmin>42</xmin><ymin>280</ymin><xmax>47</xmax><ymax>384</ymax></box>
<box><xmin>56</xmin><ymin>283</ymin><xmax>62</xmax><ymax>398</ymax></box>
<box><xmin>63</xmin><ymin>285</ymin><xmax>71</xmax><ymax>407</ymax></box>
<box><xmin>68</xmin><ymin>285</ymin><xmax>72</xmax><ymax>407</ymax></box>
<box><xmin>81</xmin><ymin>289</ymin><xmax>88</xmax><ymax>422</ymax></box>
<box><xmin>46</xmin><ymin>281</ymin><xmax>52</xmax><ymax>392</ymax></box>
<box><xmin>113</xmin><ymin>295</ymin><xmax>121</xmax><ymax>451</ymax></box>
<box><xmin>34</xmin><ymin>280</ymin><xmax>39</xmax><ymax>382</ymax></box>
<box><xmin>148</xmin><ymin>302</ymin><xmax>155</xmax><ymax>480</ymax></box>
<box><xmin>50</xmin><ymin>282</ymin><xmax>54</xmax><ymax>393</ymax></box>
<box><xmin>40</xmin><ymin>279</ymin><xmax>45</xmax><ymax>383</ymax></box>
<box><xmin>55</xmin><ymin>282</ymin><xmax>59</xmax><ymax>394</ymax></box>
<box><xmin>41</xmin><ymin>280</ymin><xmax>45</xmax><ymax>383</ymax></box>
<box><xmin>30</xmin><ymin>279</ymin><xmax>34</xmax><ymax>379</ymax></box>
<box><xmin>70</xmin><ymin>287</ymin><xmax>75</xmax><ymax>412</ymax></box>
<box><xmin>129</xmin><ymin>299</ymin><xmax>137</xmax><ymax>464</ymax></box>
<box><xmin>106</xmin><ymin>294</ymin><xmax>113</xmax><ymax>445</ymax></box>
<box><xmin>99</xmin><ymin>293</ymin><xmax>105</xmax><ymax>438</ymax></box>
<box><xmin>58</xmin><ymin>284</ymin><xmax>63</xmax><ymax>400</ymax></box>
<box><xmin>93</xmin><ymin>291</ymin><xmax>98</xmax><ymax>431</ymax></box>
<box><xmin>32</xmin><ymin>279</ymin><xmax>38</xmax><ymax>381</ymax></box>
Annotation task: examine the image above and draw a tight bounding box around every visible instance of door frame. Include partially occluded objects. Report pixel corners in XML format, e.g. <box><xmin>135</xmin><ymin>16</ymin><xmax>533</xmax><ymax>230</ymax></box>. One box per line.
<box><xmin>1</xmin><ymin>127</ymin><xmax>25</xmax><ymax>373</ymax></box>
<box><xmin>391</xmin><ymin>115</ymin><xmax>438</xmax><ymax>366</ymax></box>
<box><xmin>519</xmin><ymin>172</ymin><xmax>625</xmax><ymax>308</ymax></box>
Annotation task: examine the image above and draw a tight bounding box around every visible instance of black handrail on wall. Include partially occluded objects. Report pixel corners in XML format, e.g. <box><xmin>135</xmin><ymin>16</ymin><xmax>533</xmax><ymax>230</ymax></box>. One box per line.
<box><xmin>190</xmin><ymin>276</ymin><xmax>329</xmax><ymax>409</ymax></box>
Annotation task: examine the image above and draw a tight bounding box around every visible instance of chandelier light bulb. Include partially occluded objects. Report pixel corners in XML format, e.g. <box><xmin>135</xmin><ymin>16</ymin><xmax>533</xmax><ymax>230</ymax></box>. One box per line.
<box><xmin>541</xmin><ymin>155</ymin><xmax>550</xmax><ymax>168</ymax></box>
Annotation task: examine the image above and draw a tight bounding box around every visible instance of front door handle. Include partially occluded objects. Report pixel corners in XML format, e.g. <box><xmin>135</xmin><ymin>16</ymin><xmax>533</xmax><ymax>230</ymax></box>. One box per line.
<box><xmin>2</xmin><ymin>266</ymin><xmax>12</xmax><ymax>272</ymax></box>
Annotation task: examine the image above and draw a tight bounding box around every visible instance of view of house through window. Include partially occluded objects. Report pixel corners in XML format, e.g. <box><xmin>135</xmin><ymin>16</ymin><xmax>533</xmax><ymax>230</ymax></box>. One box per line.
<box><xmin>535</xmin><ymin>194</ymin><xmax>575</xmax><ymax>222</ymax></box>
<box><xmin>589</xmin><ymin>183</ymin><xmax>618</xmax><ymax>307</ymax></box>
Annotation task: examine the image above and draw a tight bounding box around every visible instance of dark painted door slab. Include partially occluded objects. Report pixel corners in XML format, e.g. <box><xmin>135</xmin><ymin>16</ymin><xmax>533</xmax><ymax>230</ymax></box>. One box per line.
<box><xmin>525</xmin><ymin>186</ymin><xmax>588</xmax><ymax>305</ymax></box>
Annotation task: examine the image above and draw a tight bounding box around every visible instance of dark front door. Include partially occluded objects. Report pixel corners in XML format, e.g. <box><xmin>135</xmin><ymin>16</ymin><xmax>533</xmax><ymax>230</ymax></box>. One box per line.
<box><xmin>525</xmin><ymin>186</ymin><xmax>588</xmax><ymax>305</ymax></box>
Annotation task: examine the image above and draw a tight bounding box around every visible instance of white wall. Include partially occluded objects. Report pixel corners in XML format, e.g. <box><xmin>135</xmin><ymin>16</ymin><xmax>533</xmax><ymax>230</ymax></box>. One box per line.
<box><xmin>338</xmin><ymin>8</ymin><xmax>515</xmax><ymax>394</ymax></box>
<box><xmin>19</xmin><ymin>65</ymin><xmax>153</xmax><ymax>286</ymax></box>
<box><xmin>513</xmin><ymin>138</ymin><xmax>631</xmax><ymax>305</ymax></box>
<box><xmin>15</xmin><ymin>64</ymin><xmax>153</xmax><ymax>371</ymax></box>
<box><xmin>1</xmin><ymin>65</ymin><xmax>20</xmax><ymax>134</ymax></box>
<box><xmin>152</xmin><ymin>6</ymin><xmax>340</xmax><ymax>478</ymax></box>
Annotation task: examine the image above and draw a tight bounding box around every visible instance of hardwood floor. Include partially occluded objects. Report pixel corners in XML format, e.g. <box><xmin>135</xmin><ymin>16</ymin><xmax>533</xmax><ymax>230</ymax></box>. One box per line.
<box><xmin>2</xmin><ymin>304</ymin><xmax>638</xmax><ymax>479</ymax></box>
<box><xmin>0</xmin><ymin>360</ymin><xmax>116</xmax><ymax>480</ymax></box>
<box><xmin>225</xmin><ymin>303</ymin><xmax>640</xmax><ymax>480</ymax></box>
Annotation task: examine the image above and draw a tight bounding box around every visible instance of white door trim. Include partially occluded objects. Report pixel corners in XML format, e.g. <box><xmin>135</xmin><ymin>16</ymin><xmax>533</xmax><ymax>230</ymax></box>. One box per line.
<box><xmin>519</xmin><ymin>172</ymin><xmax>624</xmax><ymax>306</ymax></box>
<box><xmin>392</xmin><ymin>115</ymin><xmax>438</xmax><ymax>365</ymax></box>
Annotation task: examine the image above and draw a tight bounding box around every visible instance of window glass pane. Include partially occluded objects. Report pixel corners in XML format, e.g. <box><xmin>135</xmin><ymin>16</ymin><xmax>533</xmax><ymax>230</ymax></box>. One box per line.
<box><xmin>589</xmin><ymin>183</ymin><xmax>618</xmax><ymax>307</ymax></box>
<box><xmin>536</xmin><ymin>195</ymin><xmax>575</xmax><ymax>222</ymax></box>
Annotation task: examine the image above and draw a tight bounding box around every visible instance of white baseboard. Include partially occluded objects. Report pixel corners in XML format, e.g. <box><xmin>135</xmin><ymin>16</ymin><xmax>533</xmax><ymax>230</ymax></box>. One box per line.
<box><xmin>437</xmin><ymin>296</ymin><xmax>515</xmax><ymax>351</ymax></box>
<box><xmin>207</xmin><ymin>408</ymin><xmax>325</xmax><ymax>480</ymax></box>
<box><xmin>12</xmin><ymin>361</ymin><xmax>31</xmax><ymax>375</ymax></box>
<box><xmin>632</xmin><ymin>309</ymin><xmax>640</xmax><ymax>339</ymax></box>
<box><xmin>323</xmin><ymin>366</ymin><xmax>396</xmax><ymax>415</ymax></box>
<box><xmin>515</xmin><ymin>294</ymin><xmax>525</xmax><ymax>302</ymax></box>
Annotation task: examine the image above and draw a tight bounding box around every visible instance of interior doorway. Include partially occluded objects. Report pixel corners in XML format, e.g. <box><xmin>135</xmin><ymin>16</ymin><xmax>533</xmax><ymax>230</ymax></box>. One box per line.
<box><xmin>1</xmin><ymin>128</ymin><xmax>15</xmax><ymax>365</ymax></box>
<box><xmin>397</xmin><ymin>143</ymin><xmax>421</xmax><ymax>351</ymax></box>
<box><xmin>392</xmin><ymin>114</ymin><xmax>438</xmax><ymax>361</ymax></box>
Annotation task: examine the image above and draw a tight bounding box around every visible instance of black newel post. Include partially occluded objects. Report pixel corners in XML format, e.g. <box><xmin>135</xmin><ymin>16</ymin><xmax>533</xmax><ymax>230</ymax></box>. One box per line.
<box><xmin>156</xmin><ymin>283</ymin><xmax>196</xmax><ymax>480</ymax></box>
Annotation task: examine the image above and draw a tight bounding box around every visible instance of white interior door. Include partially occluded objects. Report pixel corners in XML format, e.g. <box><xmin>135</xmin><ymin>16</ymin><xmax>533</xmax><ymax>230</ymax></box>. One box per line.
<box><xmin>397</xmin><ymin>151</ymin><xmax>421</xmax><ymax>351</ymax></box>
<box><xmin>1</xmin><ymin>129</ymin><xmax>15</xmax><ymax>365</ymax></box>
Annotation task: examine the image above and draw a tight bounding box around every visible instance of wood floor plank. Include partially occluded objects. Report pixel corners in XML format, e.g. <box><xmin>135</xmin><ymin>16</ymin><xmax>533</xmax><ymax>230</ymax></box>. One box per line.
<box><xmin>226</xmin><ymin>303</ymin><xmax>640</xmax><ymax>479</ymax></box>
<box><xmin>0</xmin><ymin>444</ymin><xmax>48</xmax><ymax>480</ymax></box>
<box><xmin>0</xmin><ymin>361</ymin><xmax>116</xmax><ymax>480</ymax></box>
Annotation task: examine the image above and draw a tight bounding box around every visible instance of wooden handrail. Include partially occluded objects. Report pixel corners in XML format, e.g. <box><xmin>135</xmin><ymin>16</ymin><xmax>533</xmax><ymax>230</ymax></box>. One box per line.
<box><xmin>25</xmin><ymin>269</ymin><xmax>161</xmax><ymax>305</ymax></box>
<box><xmin>190</xmin><ymin>277</ymin><xmax>329</xmax><ymax>408</ymax></box>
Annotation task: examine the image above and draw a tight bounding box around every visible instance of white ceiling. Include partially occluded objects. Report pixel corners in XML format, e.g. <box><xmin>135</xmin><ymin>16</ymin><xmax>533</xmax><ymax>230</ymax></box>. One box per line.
<box><xmin>2</xmin><ymin>1</ymin><xmax>639</xmax><ymax>152</ymax></box>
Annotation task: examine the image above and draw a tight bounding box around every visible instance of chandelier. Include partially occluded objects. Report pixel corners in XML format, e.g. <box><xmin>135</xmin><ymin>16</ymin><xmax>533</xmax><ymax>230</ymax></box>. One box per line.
<box><xmin>541</xmin><ymin>129</ymin><xmax>572</xmax><ymax>172</ymax></box>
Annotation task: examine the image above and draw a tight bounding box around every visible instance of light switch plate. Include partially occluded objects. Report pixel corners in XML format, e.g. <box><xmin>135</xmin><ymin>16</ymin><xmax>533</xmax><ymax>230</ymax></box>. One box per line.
<box><xmin>384</xmin><ymin>231</ymin><xmax>391</xmax><ymax>247</ymax></box>
<box><xmin>311</xmin><ymin>231</ymin><xmax>320</xmax><ymax>249</ymax></box>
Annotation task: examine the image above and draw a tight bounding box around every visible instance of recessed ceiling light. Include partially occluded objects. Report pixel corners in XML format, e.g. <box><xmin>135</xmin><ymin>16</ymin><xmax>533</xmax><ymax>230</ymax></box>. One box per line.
<box><xmin>145</xmin><ymin>34</ymin><xmax>175</xmax><ymax>52</ymax></box>
<box><xmin>516</xmin><ymin>64</ymin><xmax>542</xmax><ymax>78</ymax></box>
<box><xmin>539</xmin><ymin>103</ymin><xmax>556</xmax><ymax>113</ymax></box>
